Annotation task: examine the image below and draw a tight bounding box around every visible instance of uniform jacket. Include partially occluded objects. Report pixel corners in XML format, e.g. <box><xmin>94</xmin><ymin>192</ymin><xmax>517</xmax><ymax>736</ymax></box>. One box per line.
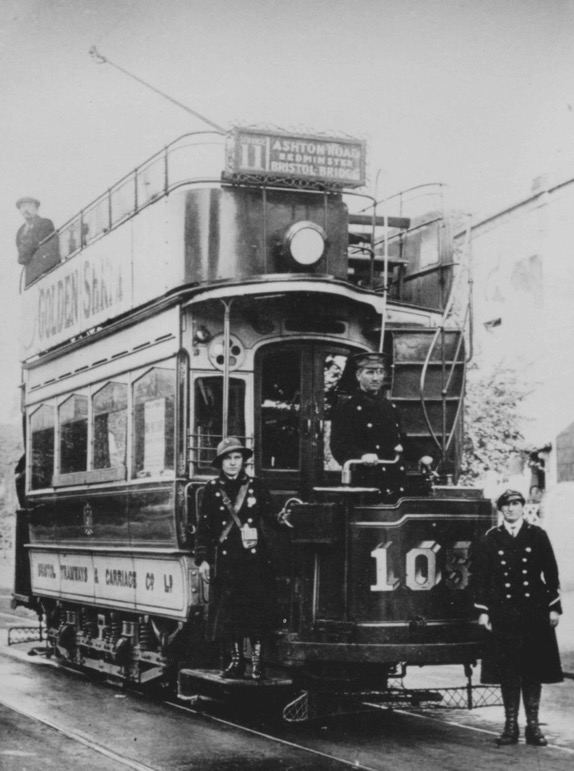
<box><xmin>330</xmin><ymin>390</ymin><xmax>407</xmax><ymax>498</ymax></box>
<box><xmin>194</xmin><ymin>473</ymin><xmax>280</xmax><ymax>570</ymax></box>
<box><xmin>16</xmin><ymin>217</ymin><xmax>55</xmax><ymax>265</ymax></box>
<box><xmin>194</xmin><ymin>472</ymin><xmax>282</xmax><ymax>639</ymax></box>
<box><xmin>330</xmin><ymin>390</ymin><xmax>405</xmax><ymax>464</ymax></box>
<box><xmin>472</xmin><ymin>520</ymin><xmax>563</xmax><ymax>683</ymax></box>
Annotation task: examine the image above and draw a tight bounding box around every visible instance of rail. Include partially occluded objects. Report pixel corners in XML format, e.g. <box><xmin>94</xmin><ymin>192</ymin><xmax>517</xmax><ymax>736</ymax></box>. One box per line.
<box><xmin>24</xmin><ymin>131</ymin><xmax>226</xmax><ymax>285</ymax></box>
<box><xmin>341</xmin><ymin>454</ymin><xmax>401</xmax><ymax>485</ymax></box>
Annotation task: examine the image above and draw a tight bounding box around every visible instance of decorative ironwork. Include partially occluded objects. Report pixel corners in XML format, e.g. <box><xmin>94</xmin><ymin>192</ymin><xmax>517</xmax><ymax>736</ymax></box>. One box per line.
<box><xmin>8</xmin><ymin>625</ymin><xmax>47</xmax><ymax>646</ymax></box>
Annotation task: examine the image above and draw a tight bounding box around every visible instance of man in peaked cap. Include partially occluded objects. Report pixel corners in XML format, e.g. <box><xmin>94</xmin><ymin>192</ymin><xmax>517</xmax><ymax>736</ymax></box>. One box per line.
<box><xmin>472</xmin><ymin>488</ymin><xmax>563</xmax><ymax>747</ymax></box>
<box><xmin>16</xmin><ymin>196</ymin><xmax>55</xmax><ymax>266</ymax></box>
<box><xmin>330</xmin><ymin>351</ymin><xmax>407</xmax><ymax>502</ymax></box>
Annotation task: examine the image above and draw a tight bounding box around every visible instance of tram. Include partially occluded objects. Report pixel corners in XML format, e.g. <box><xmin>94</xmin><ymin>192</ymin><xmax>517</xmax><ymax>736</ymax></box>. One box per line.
<box><xmin>13</xmin><ymin>127</ymin><xmax>493</xmax><ymax>718</ymax></box>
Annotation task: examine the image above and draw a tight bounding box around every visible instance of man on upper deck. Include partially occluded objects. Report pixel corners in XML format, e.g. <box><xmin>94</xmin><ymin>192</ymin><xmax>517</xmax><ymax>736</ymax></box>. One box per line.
<box><xmin>330</xmin><ymin>352</ymin><xmax>408</xmax><ymax>502</ymax></box>
<box><xmin>16</xmin><ymin>197</ymin><xmax>55</xmax><ymax>265</ymax></box>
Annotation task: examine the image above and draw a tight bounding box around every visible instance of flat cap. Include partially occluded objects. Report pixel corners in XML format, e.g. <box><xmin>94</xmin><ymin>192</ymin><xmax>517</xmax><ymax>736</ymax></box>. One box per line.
<box><xmin>353</xmin><ymin>351</ymin><xmax>389</xmax><ymax>369</ymax></box>
<box><xmin>496</xmin><ymin>489</ymin><xmax>525</xmax><ymax>509</ymax></box>
<box><xmin>16</xmin><ymin>196</ymin><xmax>41</xmax><ymax>209</ymax></box>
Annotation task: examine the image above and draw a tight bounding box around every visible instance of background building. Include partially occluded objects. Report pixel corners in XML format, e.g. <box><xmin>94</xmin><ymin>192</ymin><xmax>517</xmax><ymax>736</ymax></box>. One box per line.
<box><xmin>461</xmin><ymin>174</ymin><xmax>574</xmax><ymax>588</ymax></box>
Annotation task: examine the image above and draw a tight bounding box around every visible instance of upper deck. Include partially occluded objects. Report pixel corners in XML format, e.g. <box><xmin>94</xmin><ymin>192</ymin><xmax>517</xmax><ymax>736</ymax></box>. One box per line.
<box><xmin>20</xmin><ymin>128</ymin><xmax>463</xmax><ymax>362</ymax></box>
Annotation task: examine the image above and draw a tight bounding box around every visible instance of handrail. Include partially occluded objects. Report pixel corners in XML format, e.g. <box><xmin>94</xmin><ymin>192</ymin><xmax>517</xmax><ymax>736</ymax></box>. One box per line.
<box><xmin>341</xmin><ymin>454</ymin><xmax>401</xmax><ymax>485</ymax></box>
<box><xmin>27</xmin><ymin>131</ymin><xmax>226</xmax><ymax>278</ymax></box>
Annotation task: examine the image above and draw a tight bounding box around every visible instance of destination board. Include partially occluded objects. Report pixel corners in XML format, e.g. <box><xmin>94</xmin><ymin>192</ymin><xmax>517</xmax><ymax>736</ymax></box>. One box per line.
<box><xmin>228</xmin><ymin>128</ymin><xmax>366</xmax><ymax>188</ymax></box>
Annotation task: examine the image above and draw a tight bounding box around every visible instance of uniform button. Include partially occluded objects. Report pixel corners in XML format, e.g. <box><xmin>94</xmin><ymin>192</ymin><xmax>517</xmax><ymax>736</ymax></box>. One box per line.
<box><xmin>367</xmin><ymin>423</ymin><xmax>373</xmax><ymax>428</ymax></box>
<box><xmin>400</xmin><ymin>466</ymin><xmax>405</xmax><ymax>471</ymax></box>
<box><xmin>382</xmin><ymin>466</ymin><xmax>386</xmax><ymax>471</ymax></box>
<box><xmin>501</xmin><ymin>561</ymin><xmax>507</xmax><ymax>565</ymax></box>
<box><xmin>498</xmin><ymin>550</ymin><xmax>504</xmax><ymax>555</ymax></box>
<box><xmin>215</xmin><ymin>492</ymin><xmax>221</xmax><ymax>497</ymax></box>
<box><xmin>522</xmin><ymin>570</ymin><xmax>527</xmax><ymax>574</ymax></box>
<box><xmin>526</xmin><ymin>547</ymin><xmax>532</xmax><ymax>552</ymax></box>
<box><xmin>506</xmin><ymin>594</ymin><xmax>512</xmax><ymax>599</ymax></box>
<box><xmin>523</xmin><ymin>558</ymin><xmax>528</xmax><ymax>562</ymax></box>
<box><xmin>220</xmin><ymin>506</ymin><xmax>225</xmax><ymax>511</ymax></box>
<box><xmin>221</xmin><ymin>520</ymin><xmax>226</xmax><ymax>525</ymax></box>
<box><xmin>376</xmin><ymin>445</ymin><xmax>381</xmax><ymax>450</ymax></box>
<box><xmin>357</xmin><ymin>406</ymin><xmax>362</xmax><ymax>411</ymax></box>
<box><xmin>222</xmin><ymin>550</ymin><xmax>227</xmax><ymax>555</ymax></box>
<box><xmin>251</xmin><ymin>548</ymin><xmax>256</xmax><ymax>553</ymax></box>
<box><xmin>505</xmin><ymin>583</ymin><xmax>511</xmax><ymax>588</ymax></box>
<box><xmin>248</xmin><ymin>518</ymin><xmax>253</xmax><ymax>524</ymax></box>
<box><xmin>523</xmin><ymin>581</ymin><xmax>529</xmax><ymax>586</ymax></box>
<box><xmin>400</xmin><ymin>487</ymin><xmax>404</xmax><ymax>491</ymax></box>
<box><xmin>525</xmin><ymin>593</ymin><xmax>531</xmax><ymax>597</ymax></box>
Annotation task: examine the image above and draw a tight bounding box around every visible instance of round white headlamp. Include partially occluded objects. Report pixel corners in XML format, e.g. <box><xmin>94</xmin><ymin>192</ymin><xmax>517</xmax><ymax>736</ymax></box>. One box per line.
<box><xmin>283</xmin><ymin>221</ymin><xmax>326</xmax><ymax>266</ymax></box>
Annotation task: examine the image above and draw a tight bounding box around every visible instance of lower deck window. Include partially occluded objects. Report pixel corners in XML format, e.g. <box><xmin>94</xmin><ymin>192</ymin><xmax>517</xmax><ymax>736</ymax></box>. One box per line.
<box><xmin>133</xmin><ymin>367</ymin><xmax>175</xmax><ymax>477</ymax></box>
<box><xmin>30</xmin><ymin>405</ymin><xmax>54</xmax><ymax>489</ymax></box>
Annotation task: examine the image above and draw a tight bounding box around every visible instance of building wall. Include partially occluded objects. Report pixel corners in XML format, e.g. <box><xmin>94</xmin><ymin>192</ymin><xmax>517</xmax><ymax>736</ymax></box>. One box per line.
<box><xmin>459</xmin><ymin>178</ymin><xmax>574</xmax><ymax>486</ymax></box>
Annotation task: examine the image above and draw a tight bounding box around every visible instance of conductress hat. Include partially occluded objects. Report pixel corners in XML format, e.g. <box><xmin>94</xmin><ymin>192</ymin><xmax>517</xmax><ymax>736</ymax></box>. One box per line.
<box><xmin>496</xmin><ymin>489</ymin><xmax>526</xmax><ymax>510</ymax></box>
<box><xmin>16</xmin><ymin>196</ymin><xmax>41</xmax><ymax>209</ymax></box>
<box><xmin>212</xmin><ymin>436</ymin><xmax>253</xmax><ymax>467</ymax></box>
<box><xmin>353</xmin><ymin>351</ymin><xmax>389</xmax><ymax>369</ymax></box>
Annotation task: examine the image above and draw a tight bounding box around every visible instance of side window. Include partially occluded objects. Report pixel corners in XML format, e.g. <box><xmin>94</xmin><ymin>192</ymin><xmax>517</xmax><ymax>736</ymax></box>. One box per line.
<box><xmin>93</xmin><ymin>382</ymin><xmax>128</xmax><ymax>470</ymax></box>
<box><xmin>323</xmin><ymin>353</ymin><xmax>347</xmax><ymax>471</ymax></box>
<box><xmin>30</xmin><ymin>405</ymin><xmax>55</xmax><ymax>489</ymax></box>
<box><xmin>193</xmin><ymin>377</ymin><xmax>246</xmax><ymax>471</ymax></box>
<box><xmin>133</xmin><ymin>367</ymin><xmax>175</xmax><ymax>477</ymax></box>
<box><xmin>59</xmin><ymin>395</ymin><xmax>88</xmax><ymax>474</ymax></box>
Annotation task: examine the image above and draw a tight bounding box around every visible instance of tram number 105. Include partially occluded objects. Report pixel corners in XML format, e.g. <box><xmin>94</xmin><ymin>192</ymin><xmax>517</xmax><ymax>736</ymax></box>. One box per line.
<box><xmin>370</xmin><ymin>540</ymin><xmax>470</xmax><ymax>592</ymax></box>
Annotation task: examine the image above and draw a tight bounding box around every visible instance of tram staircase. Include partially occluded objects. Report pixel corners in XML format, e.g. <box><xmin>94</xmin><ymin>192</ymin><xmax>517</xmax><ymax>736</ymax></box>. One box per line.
<box><xmin>392</xmin><ymin>328</ymin><xmax>466</xmax><ymax>477</ymax></box>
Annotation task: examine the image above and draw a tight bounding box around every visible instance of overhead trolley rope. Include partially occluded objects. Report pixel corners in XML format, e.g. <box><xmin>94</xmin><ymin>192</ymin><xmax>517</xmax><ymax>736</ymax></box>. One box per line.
<box><xmin>89</xmin><ymin>46</ymin><xmax>227</xmax><ymax>134</ymax></box>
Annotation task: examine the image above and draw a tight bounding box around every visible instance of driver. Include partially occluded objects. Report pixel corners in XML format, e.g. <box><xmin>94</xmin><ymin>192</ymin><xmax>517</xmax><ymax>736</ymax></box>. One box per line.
<box><xmin>330</xmin><ymin>352</ymin><xmax>407</xmax><ymax>501</ymax></box>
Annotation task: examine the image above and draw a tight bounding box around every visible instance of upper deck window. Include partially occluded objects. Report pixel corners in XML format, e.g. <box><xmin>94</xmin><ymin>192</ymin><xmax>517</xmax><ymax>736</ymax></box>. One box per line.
<box><xmin>59</xmin><ymin>395</ymin><xmax>88</xmax><ymax>474</ymax></box>
<box><xmin>133</xmin><ymin>367</ymin><xmax>175</xmax><ymax>477</ymax></box>
<box><xmin>93</xmin><ymin>382</ymin><xmax>128</xmax><ymax>471</ymax></box>
<box><xmin>30</xmin><ymin>405</ymin><xmax>55</xmax><ymax>489</ymax></box>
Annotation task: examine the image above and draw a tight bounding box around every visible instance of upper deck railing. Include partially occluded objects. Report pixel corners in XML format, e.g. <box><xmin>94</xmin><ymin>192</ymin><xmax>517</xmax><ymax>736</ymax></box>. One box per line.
<box><xmin>26</xmin><ymin>131</ymin><xmax>226</xmax><ymax>283</ymax></box>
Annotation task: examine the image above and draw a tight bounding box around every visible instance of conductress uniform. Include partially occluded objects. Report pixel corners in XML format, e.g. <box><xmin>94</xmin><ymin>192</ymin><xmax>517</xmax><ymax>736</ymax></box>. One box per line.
<box><xmin>473</xmin><ymin>519</ymin><xmax>563</xmax><ymax>684</ymax></box>
<box><xmin>194</xmin><ymin>467</ymin><xmax>281</xmax><ymax>642</ymax></box>
<box><xmin>472</xmin><ymin>489</ymin><xmax>563</xmax><ymax>746</ymax></box>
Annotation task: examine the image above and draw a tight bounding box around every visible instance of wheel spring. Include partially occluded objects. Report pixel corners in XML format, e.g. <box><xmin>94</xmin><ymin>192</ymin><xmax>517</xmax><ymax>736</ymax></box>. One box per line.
<box><xmin>138</xmin><ymin>619</ymin><xmax>153</xmax><ymax>651</ymax></box>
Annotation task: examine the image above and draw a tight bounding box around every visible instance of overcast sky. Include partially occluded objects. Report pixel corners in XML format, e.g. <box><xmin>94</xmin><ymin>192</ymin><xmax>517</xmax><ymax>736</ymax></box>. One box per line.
<box><xmin>1</xmin><ymin>0</ymin><xmax>574</xmax><ymax>423</ymax></box>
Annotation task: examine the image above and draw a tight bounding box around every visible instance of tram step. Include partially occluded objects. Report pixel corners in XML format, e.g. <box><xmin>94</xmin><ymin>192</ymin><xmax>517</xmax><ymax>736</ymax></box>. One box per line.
<box><xmin>178</xmin><ymin>668</ymin><xmax>294</xmax><ymax>702</ymax></box>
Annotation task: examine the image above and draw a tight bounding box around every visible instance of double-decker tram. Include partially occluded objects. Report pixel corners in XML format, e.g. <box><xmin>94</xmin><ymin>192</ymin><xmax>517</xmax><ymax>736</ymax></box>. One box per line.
<box><xmin>13</xmin><ymin>127</ymin><xmax>493</xmax><ymax>719</ymax></box>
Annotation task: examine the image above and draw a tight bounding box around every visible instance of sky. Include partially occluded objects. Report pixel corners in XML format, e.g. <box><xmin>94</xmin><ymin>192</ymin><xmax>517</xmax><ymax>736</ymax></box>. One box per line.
<box><xmin>1</xmin><ymin>0</ymin><xmax>574</xmax><ymax>423</ymax></box>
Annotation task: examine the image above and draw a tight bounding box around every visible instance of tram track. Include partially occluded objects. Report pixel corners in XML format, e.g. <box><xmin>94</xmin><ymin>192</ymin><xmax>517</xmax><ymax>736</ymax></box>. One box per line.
<box><xmin>3</xmin><ymin>643</ymin><xmax>574</xmax><ymax>769</ymax></box>
<box><xmin>0</xmin><ymin>647</ymin><xmax>380</xmax><ymax>770</ymax></box>
<box><xmin>0</xmin><ymin>695</ymin><xmax>159</xmax><ymax>771</ymax></box>
<box><xmin>164</xmin><ymin>696</ymin><xmax>383</xmax><ymax>771</ymax></box>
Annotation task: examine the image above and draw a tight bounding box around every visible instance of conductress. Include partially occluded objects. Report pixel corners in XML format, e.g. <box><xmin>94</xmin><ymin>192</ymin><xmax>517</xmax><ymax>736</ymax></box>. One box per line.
<box><xmin>194</xmin><ymin>437</ymin><xmax>290</xmax><ymax>680</ymax></box>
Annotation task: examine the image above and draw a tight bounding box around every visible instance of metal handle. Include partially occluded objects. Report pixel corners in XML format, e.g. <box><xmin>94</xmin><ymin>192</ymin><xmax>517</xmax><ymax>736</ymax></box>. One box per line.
<box><xmin>341</xmin><ymin>454</ymin><xmax>401</xmax><ymax>485</ymax></box>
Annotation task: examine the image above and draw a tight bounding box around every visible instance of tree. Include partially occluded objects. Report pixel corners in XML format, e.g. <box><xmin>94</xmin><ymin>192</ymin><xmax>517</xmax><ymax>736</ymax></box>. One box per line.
<box><xmin>459</xmin><ymin>363</ymin><xmax>528</xmax><ymax>485</ymax></box>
